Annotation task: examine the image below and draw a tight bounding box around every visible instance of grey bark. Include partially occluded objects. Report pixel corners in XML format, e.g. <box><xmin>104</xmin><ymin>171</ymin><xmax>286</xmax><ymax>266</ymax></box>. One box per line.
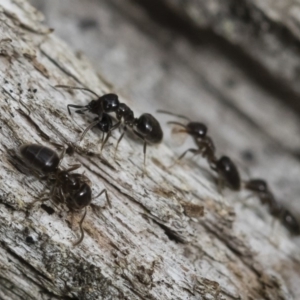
<box><xmin>0</xmin><ymin>0</ymin><xmax>299</xmax><ymax>299</ymax></box>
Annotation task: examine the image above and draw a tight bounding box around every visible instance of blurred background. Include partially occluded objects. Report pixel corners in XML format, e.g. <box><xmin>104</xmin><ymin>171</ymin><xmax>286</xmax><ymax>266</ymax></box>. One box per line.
<box><xmin>29</xmin><ymin>0</ymin><xmax>300</xmax><ymax>219</ymax></box>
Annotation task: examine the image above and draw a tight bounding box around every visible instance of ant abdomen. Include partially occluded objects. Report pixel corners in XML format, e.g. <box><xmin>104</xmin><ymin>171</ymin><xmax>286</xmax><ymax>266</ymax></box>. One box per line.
<box><xmin>134</xmin><ymin>113</ymin><xmax>163</xmax><ymax>144</ymax></box>
<box><xmin>20</xmin><ymin>144</ymin><xmax>60</xmax><ymax>174</ymax></box>
<box><xmin>216</xmin><ymin>156</ymin><xmax>241</xmax><ymax>191</ymax></box>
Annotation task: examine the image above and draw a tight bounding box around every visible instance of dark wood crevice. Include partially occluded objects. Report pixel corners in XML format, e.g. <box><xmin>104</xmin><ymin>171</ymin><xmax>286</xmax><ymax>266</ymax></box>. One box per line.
<box><xmin>130</xmin><ymin>0</ymin><xmax>300</xmax><ymax>116</ymax></box>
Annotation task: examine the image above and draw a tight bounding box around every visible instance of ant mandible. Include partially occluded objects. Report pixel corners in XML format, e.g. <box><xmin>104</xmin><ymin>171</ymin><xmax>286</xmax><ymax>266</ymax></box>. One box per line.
<box><xmin>18</xmin><ymin>143</ymin><xmax>110</xmax><ymax>245</ymax></box>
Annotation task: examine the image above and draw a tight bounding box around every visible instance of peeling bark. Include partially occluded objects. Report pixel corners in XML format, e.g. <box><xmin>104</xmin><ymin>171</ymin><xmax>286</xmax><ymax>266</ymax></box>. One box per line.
<box><xmin>0</xmin><ymin>1</ymin><xmax>299</xmax><ymax>299</ymax></box>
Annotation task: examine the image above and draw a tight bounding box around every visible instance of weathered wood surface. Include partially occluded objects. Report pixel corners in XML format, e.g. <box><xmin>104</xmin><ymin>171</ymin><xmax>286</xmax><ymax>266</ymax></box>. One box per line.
<box><xmin>33</xmin><ymin>0</ymin><xmax>300</xmax><ymax>227</ymax></box>
<box><xmin>0</xmin><ymin>0</ymin><xmax>299</xmax><ymax>299</ymax></box>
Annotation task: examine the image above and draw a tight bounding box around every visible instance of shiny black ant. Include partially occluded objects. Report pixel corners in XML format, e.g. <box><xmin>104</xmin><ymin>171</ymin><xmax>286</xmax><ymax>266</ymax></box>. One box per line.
<box><xmin>244</xmin><ymin>179</ymin><xmax>299</xmax><ymax>235</ymax></box>
<box><xmin>18</xmin><ymin>143</ymin><xmax>110</xmax><ymax>245</ymax></box>
<box><xmin>56</xmin><ymin>85</ymin><xmax>163</xmax><ymax>171</ymax></box>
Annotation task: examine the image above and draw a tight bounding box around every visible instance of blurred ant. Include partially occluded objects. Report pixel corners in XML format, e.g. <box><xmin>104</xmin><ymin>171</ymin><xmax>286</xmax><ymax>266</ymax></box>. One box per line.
<box><xmin>157</xmin><ymin>110</ymin><xmax>241</xmax><ymax>191</ymax></box>
<box><xmin>17</xmin><ymin>143</ymin><xmax>110</xmax><ymax>245</ymax></box>
<box><xmin>157</xmin><ymin>110</ymin><xmax>209</xmax><ymax>162</ymax></box>
<box><xmin>56</xmin><ymin>85</ymin><xmax>163</xmax><ymax>171</ymax></box>
<box><xmin>244</xmin><ymin>179</ymin><xmax>299</xmax><ymax>235</ymax></box>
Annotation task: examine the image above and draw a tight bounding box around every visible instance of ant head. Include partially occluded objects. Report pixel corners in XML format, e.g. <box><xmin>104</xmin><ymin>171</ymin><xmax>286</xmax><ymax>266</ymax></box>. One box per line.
<box><xmin>101</xmin><ymin>93</ymin><xmax>119</xmax><ymax>113</ymax></box>
<box><xmin>134</xmin><ymin>113</ymin><xmax>163</xmax><ymax>144</ymax></box>
<box><xmin>216</xmin><ymin>156</ymin><xmax>241</xmax><ymax>191</ymax></box>
<box><xmin>186</xmin><ymin>122</ymin><xmax>207</xmax><ymax>138</ymax></box>
<box><xmin>94</xmin><ymin>113</ymin><xmax>113</xmax><ymax>133</ymax></box>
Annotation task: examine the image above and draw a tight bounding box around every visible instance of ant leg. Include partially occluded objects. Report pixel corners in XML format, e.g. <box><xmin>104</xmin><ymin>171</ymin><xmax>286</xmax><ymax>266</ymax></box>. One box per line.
<box><xmin>131</xmin><ymin>130</ymin><xmax>150</xmax><ymax>174</ymax></box>
<box><xmin>177</xmin><ymin>148</ymin><xmax>199</xmax><ymax>161</ymax></box>
<box><xmin>67</xmin><ymin>104</ymin><xmax>87</xmax><ymax>116</ymax></box>
<box><xmin>58</xmin><ymin>146</ymin><xmax>66</xmax><ymax>168</ymax></box>
<box><xmin>73</xmin><ymin>207</ymin><xmax>87</xmax><ymax>246</ymax></box>
<box><xmin>80</xmin><ymin>119</ymin><xmax>101</xmax><ymax>142</ymax></box>
<box><xmin>64</xmin><ymin>164</ymin><xmax>81</xmax><ymax>173</ymax></box>
<box><xmin>217</xmin><ymin>177</ymin><xmax>225</xmax><ymax>195</ymax></box>
<box><xmin>94</xmin><ymin>189</ymin><xmax>111</xmax><ymax>208</ymax></box>
<box><xmin>100</xmin><ymin>131</ymin><xmax>111</xmax><ymax>153</ymax></box>
<box><xmin>170</xmin><ymin>148</ymin><xmax>199</xmax><ymax>167</ymax></box>
<box><xmin>28</xmin><ymin>195</ymin><xmax>50</xmax><ymax>209</ymax></box>
<box><xmin>101</xmin><ymin>121</ymin><xmax>121</xmax><ymax>153</ymax></box>
<box><xmin>114</xmin><ymin>127</ymin><xmax>127</xmax><ymax>160</ymax></box>
<box><xmin>143</xmin><ymin>141</ymin><xmax>147</xmax><ymax>175</ymax></box>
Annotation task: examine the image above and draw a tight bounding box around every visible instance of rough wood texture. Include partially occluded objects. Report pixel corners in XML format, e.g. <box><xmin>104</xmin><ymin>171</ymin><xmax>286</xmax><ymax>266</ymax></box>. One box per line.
<box><xmin>32</xmin><ymin>0</ymin><xmax>300</xmax><ymax>225</ymax></box>
<box><xmin>0</xmin><ymin>0</ymin><xmax>299</xmax><ymax>299</ymax></box>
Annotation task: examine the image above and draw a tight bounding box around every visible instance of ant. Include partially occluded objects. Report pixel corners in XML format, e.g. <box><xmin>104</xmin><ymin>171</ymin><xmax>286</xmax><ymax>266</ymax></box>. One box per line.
<box><xmin>18</xmin><ymin>143</ymin><xmax>110</xmax><ymax>245</ymax></box>
<box><xmin>157</xmin><ymin>110</ymin><xmax>241</xmax><ymax>191</ymax></box>
<box><xmin>56</xmin><ymin>85</ymin><xmax>163</xmax><ymax>171</ymax></box>
<box><xmin>244</xmin><ymin>179</ymin><xmax>299</xmax><ymax>235</ymax></box>
<box><xmin>157</xmin><ymin>110</ymin><xmax>208</xmax><ymax>160</ymax></box>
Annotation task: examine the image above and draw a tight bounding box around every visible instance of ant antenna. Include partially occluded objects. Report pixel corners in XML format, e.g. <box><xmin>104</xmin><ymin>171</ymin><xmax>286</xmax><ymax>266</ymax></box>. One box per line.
<box><xmin>73</xmin><ymin>207</ymin><xmax>87</xmax><ymax>246</ymax></box>
<box><xmin>157</xmin><ymin>110</ymin><xmax>190</xmax><ymax>121</ymax></box>
<box><xmin>55</xmin><ymin>85</ymin><xmax>100</xmax><ymax>98</ymax></box>
<box><xmin>166</xmin><ymin>121</ymin><xmax>188</xmax><ymax>130</ymax></box>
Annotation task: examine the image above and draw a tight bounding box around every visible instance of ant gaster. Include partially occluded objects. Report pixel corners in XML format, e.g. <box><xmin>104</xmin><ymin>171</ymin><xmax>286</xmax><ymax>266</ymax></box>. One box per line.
<box><xmin>244</xmin><ymin>178</ymin><xmax>299</xmax><ymax>234</ymax></box>
<box><xmin>213</xmin><ymin>156</ymin><xmax>241</xmax><ymax>191</ymax></box>
<box><xmin>56</xmin><ymin>85</ymin><xmax>163</xmax><ymax>170</ymax></box>
<box><xmin>19</xmin><ymin>143</ymin><xmax>110</xmax><ymax>245</ymax></box>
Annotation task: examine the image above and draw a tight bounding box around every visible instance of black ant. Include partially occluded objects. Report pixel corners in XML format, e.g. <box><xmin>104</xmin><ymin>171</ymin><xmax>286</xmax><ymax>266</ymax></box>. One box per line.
<box><xmin>56</xmin><ymin>85</ymin><xmax>163</xmax><ymax>171</ymax></box>
<box><xmin>157</xmin><ymin>110</ymin><xmax>215</xmax><ymax>163</ymax></box>
<box><xmin>157</xmin><ymin>110</ymin><xmax>241</xmax><ymax>191</ymax></box>
<box><xmin>244</xmin><ymin>179</ymin><xmax>299</xmax><ymax>235</ymax></box>
<box><xmin>18</xmin><ymin>143</ymin><xmax>110</xmax><ymax>245</ymax></box>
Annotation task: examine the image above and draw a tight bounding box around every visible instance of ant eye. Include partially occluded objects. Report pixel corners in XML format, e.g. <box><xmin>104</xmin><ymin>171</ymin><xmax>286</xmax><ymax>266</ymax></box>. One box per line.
<box><xmin>101</xmin><ymin>94</ymin><xmax>119</xmax><ymax>112</ymax></box>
